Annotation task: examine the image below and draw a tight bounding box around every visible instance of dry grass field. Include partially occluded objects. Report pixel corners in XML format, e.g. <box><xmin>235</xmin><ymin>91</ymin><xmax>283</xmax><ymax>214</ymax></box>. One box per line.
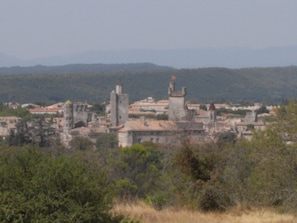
<box><xmin>113</xmin><ymin>202</ymin><xmax>297</xmax><ymax>223</ymax></box>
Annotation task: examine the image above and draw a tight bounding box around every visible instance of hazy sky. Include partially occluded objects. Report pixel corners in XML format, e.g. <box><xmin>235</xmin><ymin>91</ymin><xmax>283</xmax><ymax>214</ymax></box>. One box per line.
<box><xmin>1</xmin><ymin>0</ymin><xmax>297</xmax><ymax>59</ymax></box>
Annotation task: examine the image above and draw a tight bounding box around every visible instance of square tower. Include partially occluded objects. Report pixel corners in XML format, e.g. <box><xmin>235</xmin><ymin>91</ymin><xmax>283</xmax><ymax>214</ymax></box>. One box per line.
<box><xmin>110</xmin><ymin>83</ymin><xmax>129</xmax><ymax>126</ymax></box>
<box><xmin>168</xmin><ymin>81</ymin><xmax>187</xmax><ymax>121</ymax></box>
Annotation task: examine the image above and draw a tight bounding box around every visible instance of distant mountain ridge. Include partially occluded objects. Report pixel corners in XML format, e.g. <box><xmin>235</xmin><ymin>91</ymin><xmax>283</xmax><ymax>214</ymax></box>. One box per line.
<box><xmin>1</xmin><ymin>46</ymin><xmax>297</xmax><ymax>68</ymax></box>
<box><xmin>0</xmin><ymin>63</ymin><xmax>173</xmax><ymax>75</ymax></box>
<box><xmin>0</xmin><ymin>65</ymin><xmax>297</xmax><ymax>103</ymax></box>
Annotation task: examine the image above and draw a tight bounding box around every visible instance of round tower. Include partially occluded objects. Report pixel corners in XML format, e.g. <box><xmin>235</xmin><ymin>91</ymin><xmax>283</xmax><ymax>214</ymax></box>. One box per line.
<box><xmin>63</xmin><ymin>100</ymin><xmax>73</xmax><ymax>134</ymax></box>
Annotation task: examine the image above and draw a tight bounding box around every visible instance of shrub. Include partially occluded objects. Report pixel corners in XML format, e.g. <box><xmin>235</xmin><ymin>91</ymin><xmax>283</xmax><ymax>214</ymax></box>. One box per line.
<box><xmin>0</xmin><ymin>147</ymin><xmax>127</xmax><ymax>222</ymax></box>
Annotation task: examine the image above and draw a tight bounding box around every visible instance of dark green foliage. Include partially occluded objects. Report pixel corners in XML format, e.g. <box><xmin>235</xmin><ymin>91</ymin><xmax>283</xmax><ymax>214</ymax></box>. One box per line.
<box><xmin>199</xmin><ymin>104</ymin><xmax>207</xmax><ymax>111</ymax></box>
<box><xmin>256</xmin><ymin>105</ymin><xmax>269</xmax><ymax>114</ymax></box>
<box><xmin>175</xmin><ymin>144</ymin><xmax>213</xmax><ymax>182</ymax></box>
<box><xmin>0</xmin><ymin>103</ymin><xmax>30</xmax><ymax>118</ymax></box>
<box><xmin>128</xmin><ymin>114</ymin><xmax>156</xmax><ymax>119</ymax></box>
<box><xmin>89</xmin><ymin>103</ymin><xmax>106</xmax><ymax>115</ymax></box>
<box><xmin>172</xmin><ymin>143</ymin><xmax>229</xmax><ymax>211</ymax></box>
<box><xmin>113</xmin><ymin>143</ymin><xmax>163</xmax><ymax>202</ymax></box>
<box><xmin>0</xmin><ymin>147</ymin><xmax>127</xmax><ymax>223</ymax></box>
<box><xmin>216</xmin><ymin>108</ymin><xmax>251</xmax><ymax>116</ymax></box>
<box><xmin>9</xmin><ymin>116</ymin><xmax>56</xmax><ymax>147</ymax></box>
<box><xmin>96</xmin><ymin>133</ymin><xmax>118</xmax><ymax>150</ymax></box>
<box><xmin>1</xmin><ymin>65</ymin><xmax>297</xmax><ymax>103</ymax></box>
<box><xmin>216</xmin><ymin>131</ymin><xmax>237</xmax><ymax>145</ymax></box>
<box><xmin>0</xmin><ymin>63</ymin><xmax>172</xmax><ymax>75</ymax></box>
<box><xmin>156</xmin><ymin>113</ymin><xmax>168</xmax><ymax>120</ymax></box>
<box><xmin>69</xmin><ymin>136</ymin><xmax>94</xmax><ymax>151</ymax></box>
<box><xmin>8</xmin><ymin>119</ymin><xmax>32</xmax><ymax>146</ymax></box>
<box><xmin>128</xmin><ymin>113</ymin><xmax>168</xmax><ymax>120</ymax></box>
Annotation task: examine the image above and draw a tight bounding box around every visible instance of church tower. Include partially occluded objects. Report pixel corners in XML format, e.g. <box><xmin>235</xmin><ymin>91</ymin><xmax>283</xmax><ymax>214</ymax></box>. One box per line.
<box><xmin>110</xmin><ymin>82</ymin><xmax>129</xmax><ymax>126</ymax></box>
<box><xmin>168</xmin><ymin>76</ymin><xmax>187</xmax><ymax>121</ymax></box>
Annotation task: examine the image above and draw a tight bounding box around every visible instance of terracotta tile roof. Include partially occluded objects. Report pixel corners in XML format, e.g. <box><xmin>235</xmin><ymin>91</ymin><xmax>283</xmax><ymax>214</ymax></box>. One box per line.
<box><xmin>119</xmin><ymin>120</ymin><xmax>177</xmax><ymax>132</ymax></box>
<box><xmin>235</xmin><ymin>122</ymin><xmax>265</xmax><ymax>126</ymax></box>
<box><xmin>70</xmin><ymin>127</ymin><xmax>91</xmax><ymax>133</ymax></box>
<box><xmin>29</xmin><ymin>107</ymin><xmax>62</xmax><ymax>114</ymax></box>
<box><xmin>196</xmin><ymin>109</ymin><xmax>209</xmax><ymax>116</ymax></box>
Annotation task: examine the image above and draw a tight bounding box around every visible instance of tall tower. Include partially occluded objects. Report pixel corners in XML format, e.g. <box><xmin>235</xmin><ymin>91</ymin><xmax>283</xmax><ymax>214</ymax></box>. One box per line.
<box><xmin>110</xmin><ymin>82</ymin><xmax>129</xmax><ymax>126</ymax></box>
<box><xmin>208</xmin><ymin>102</ymin><xmax>216</xmax><ymax>122</ymax></box>
<box><xmin>73</xmin><ymin>102</ymin><xmax>88</xmax><ymax>127</ymax></box>
<box><xmin>168</xmin><ymin>78</ymin><xmax>187</xmax><ymax>121</ymax></box>
<box><xmin>63</xmin><ymin>100</ymin><xmax>73</xmax><ymax>134</ymax></box>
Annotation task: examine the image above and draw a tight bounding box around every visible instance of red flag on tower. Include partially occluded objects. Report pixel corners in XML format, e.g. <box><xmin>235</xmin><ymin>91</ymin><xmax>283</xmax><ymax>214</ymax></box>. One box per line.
<box><xmin>171</xmin><ymin>75</ymin><xmax>176</xmax><ymax>81</ymax></box>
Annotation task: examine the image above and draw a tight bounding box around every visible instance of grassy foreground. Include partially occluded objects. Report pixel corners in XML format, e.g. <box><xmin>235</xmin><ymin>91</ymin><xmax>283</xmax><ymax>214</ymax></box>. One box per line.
<box><xmin>113</xmin><ymin>202</ymin><xmax>296</xmax><ymax>223</ymax></box>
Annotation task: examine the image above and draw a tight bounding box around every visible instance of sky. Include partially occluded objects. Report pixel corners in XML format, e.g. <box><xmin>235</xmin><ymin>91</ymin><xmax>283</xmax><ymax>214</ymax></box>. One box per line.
<box><xmin>1</xmin><ymin>0</ymin><xmax>297</xmax><ymax>59</ymax></box>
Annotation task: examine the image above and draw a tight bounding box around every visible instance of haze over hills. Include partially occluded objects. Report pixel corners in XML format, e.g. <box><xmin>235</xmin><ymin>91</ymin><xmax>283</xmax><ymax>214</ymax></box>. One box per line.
<box><xmin>0</xmin><ymin>63</ymin><xmax>173</xmax><ymax>75</ymax></box>
<box><xmin>1</xmin><ymin>46</ymin><xmax>297</xmax><ymax>104</ymax></box>
<box><xmin>1</xmin><ymin>46</ymin><xmax>297</xmax><ymax>68</ymax></box>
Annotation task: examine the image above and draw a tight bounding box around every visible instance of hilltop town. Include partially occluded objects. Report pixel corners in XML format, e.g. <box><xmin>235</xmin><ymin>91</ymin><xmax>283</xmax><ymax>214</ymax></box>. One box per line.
<box><xmin>0</xmin><ymin>78</ymin><xmax>276</xmax><ymax>147</ymax></box>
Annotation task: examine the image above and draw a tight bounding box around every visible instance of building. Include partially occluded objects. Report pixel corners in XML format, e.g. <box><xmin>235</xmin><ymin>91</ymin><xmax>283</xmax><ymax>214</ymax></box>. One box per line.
<box><xmin>234</xmin><ymin>111</ymin><xmax>266</xmax><ymax>140</ymax></box>
<box><xmin>62</xmin><ymin>100</ymin><xmax>102</xmax><ymax>145</ymax></box>
<box><xmin>110</xmin><ymin>82</ymin><xmax>129</xmax><ymax>126</ymax></box>
<box><xmin>129</xmin><ymin>98</ymin><xmax>168</xmax><ymax>115</ymax></box>
<box><xmin>0</xmin><ymin>116</ymin><xmax>21</xmax><ymax>139</ymax></box>
<box><xmin>168</xmin><ymin>80</ymin><xmax>187</xmax><ymax>121</ymax></box>
<box><xmin>118</xmin><ymin>119</ymin><xmax>205</xmax><ymax>147</ymax></box>
<box><xmin>59</xmin><ymin>79</ymin><xmax>268</xmax><ymax>148</ymax></box>
<box><xmin>29</xmin><ymin>107</ymin><xmax>62</xmax><ymax>115</ymax></box>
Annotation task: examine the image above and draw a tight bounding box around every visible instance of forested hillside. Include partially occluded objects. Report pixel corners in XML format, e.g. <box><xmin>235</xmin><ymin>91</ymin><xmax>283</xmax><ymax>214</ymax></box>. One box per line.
<box><xmin>0</xmin><ymin>64</ymin><xmax>297</xmax><ymax>103</ymax></box>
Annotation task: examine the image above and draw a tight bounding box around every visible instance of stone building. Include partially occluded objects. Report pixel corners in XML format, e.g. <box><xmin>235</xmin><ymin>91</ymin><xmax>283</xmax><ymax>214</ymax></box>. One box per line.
<box><xmin>235</xmin><ymin>110</ymin><xmax>265</xmax><ymax>140</ymax></box>
<box><xmin>0</xmin><ymin>116</ymin><xmax>21</xmax><ymax>140</ymax></box>
<box><xmin>62</xmin><ymin>100</ymin><xmax>99</xmax><ymax>144</ymax></box>
<box><xmin>63</xmin><ymin>100</ymin><xmax>90</xmax><ymax>133</ymax></box>
<box><xmin>243</xmin><ymin>110</ymin><xmax>257</xmax><ymax>122</ymax></box>
<box><xmin>63</xmin><ymin>100</ymin><xmax>74</xmax><ymax>135</ymax></box>
<box><xmin>110</xmin><ymin>82</ymin><xmax>129</xmax><ymax>126</ymax></box>
<box><xmin>208</xmin><ymin>102</ymin><xmax>216</xmax><ymax>122</ymax></box>
<box><xmin>168</xmin><ymin>80</ymin><xmax>187</xmax><ymax>121</ymax></box>
<box><xmin>114</xmin><ymin>79</ymin><xmax>212</xmax><ymax>146</ymax></box>
<box><xmin>118</xmin><ymin>119</ymin><xmax>204</xmax><ymax>147</ymax></box>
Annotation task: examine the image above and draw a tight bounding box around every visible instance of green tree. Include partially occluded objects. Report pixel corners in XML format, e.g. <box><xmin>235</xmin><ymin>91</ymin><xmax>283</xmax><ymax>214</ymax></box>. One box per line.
<box><xmin>69</xmin><ymin>136</ymin><xmax>94</xmax><ymax>151</ymax></box>
<box><xmin>9</xmin><ymin>116</ymin><xmax>56</xmax><ymax>147</ymax></box>
<box><xmin>113</xmin><ymin>143</ymin><xmax>163</xmax><ymax>202</ymax></box>
<box><xmin>199</xmin><ymin>104</ymin><xmax>207</xmax><ymax>111</ymax></box>
<box><xmin>0</xmin><ymin>103</ymin><xmax>30</xmax><ymax>118</ymax></box>
<box><xmin>172</xmin><ymin>143</ymin><xmax>231</xmax><ymax>211</ymax></box>
<box><xmin>96</xmin><ymin>133</ymin><xmax>118</xmax><ymax>150</ymax></box>
<box><xmin>216</xmin><ymin>131</ymin><xmax>237</xmax><ymax>146</ymax></box>
<box><xmin>0</xmin><ymin>147</ymin><xmax>129</xmax><ymax>222</ymax></box>
<box><xmin>256</xmin><ymin>105</ymin><xmax>269</xmax><ymax>114</ymax></box>
<box><xmin>156</xmin><ymin>113</ymin><xmax>168</xmax><ymax>120</ymax></box>
<box><xmin>89</xmin><ymin>103</ymin><xmax>106</xmax><ymax>115</ymax></box>
<box><xmin>243</xmin><ymin>101</ymin><xmax>297</xmax><ymax>209</ymax></box>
